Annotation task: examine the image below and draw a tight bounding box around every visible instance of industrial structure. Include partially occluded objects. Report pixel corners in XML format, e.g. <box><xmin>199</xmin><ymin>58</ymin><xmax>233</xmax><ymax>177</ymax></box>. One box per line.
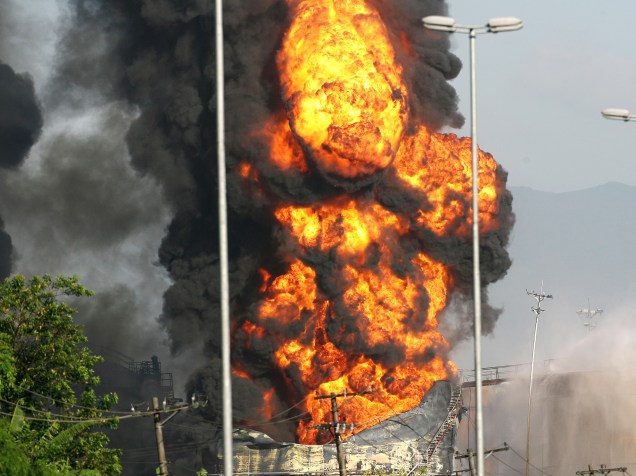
<box><xmin>232</xmin><ymin>380</ymin><xmax>461</xmax><ymax>475</ymax></box>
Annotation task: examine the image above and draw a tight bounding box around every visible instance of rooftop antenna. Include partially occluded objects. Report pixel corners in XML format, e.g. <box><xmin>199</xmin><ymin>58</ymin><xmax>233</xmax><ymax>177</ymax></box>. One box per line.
<box><xmin>576</xmin><ymin>298</ymin><xmax>603</xmax><ymax>331</ymax></box>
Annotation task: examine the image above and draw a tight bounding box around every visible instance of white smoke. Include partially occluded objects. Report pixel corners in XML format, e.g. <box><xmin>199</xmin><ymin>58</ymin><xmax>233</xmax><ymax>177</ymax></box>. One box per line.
<box><xmin>457</xmin><ymin>305</ymin><xmax>636</xmax><ymax>475</ymax></box>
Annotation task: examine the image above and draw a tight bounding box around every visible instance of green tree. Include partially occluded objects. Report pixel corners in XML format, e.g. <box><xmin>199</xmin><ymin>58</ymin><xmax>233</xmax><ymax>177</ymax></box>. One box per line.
<box><xmin>0</xmin><ymin>274</ymin><xmax>121</xmax><ymax>475</ymax></box>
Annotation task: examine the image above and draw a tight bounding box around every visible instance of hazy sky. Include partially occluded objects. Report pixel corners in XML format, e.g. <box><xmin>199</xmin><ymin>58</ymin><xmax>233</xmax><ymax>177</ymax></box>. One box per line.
<box><xmin>444</xmin><ymin>0</ymin><xmax>636</xmax><ymax>193</ymax></box>
<box><xmin>440</xmin><ymin>7</ymin><xmax>636</xmax><ymax>470</ymax></box>
<box><xmin>434</xmin><ymin>2</ymin><xmax>636</xmax><ymax>373</ymax></box>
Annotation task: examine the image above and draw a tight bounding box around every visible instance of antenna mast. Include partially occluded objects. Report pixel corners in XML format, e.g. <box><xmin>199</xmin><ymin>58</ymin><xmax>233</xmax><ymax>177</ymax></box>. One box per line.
<box><xmin>576</xmin><ymin>298</ymin><xmax>603</xmax><ymax>331</ymax></box>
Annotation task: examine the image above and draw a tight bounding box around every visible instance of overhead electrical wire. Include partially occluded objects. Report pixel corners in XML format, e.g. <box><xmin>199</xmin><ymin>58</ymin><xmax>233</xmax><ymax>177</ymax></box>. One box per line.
<box><xmin>11</xmin><ymin>383</ymin><xmax>161</xmax><ymax>415</ymax></box>
<box><xmin>506</xmin><ymin>443</ymin><xmax>553</xmax><ymax>476</ymax></box>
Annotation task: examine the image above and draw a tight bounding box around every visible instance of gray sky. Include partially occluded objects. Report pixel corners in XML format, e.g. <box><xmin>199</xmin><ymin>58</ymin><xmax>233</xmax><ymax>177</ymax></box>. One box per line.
<box><xmin>444</xmin><ymin>0</ymin><xmax>636</xmax><ymax>193</ymax></box>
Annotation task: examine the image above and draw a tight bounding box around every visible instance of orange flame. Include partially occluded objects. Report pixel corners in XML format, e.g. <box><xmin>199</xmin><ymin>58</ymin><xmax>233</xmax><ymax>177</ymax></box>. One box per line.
<box><xmin>236</xmin><ymin>0</ymin><xmax>509</xmax><ymax>444</ymax></box>
<box><xmin>278</xmin><ymin>0</ymin><xmax>407</xmax><ymax>179</ymax></box>
<box><xmin>393</xmin><ymin>126</ymin><xmax>502</xmax><ymax>237</ymax></box>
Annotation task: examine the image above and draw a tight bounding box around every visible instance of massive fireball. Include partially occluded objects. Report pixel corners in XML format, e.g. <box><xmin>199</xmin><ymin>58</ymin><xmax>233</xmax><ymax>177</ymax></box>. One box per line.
<box><xmin>277</xmin><ymin>0</ymin><xmax>407</xmax><ymax>181</ymax></box>
<box><xmin>234</xmin><ymin>0</ymin><xmax>508</xmax><ymax>444</ymax></box>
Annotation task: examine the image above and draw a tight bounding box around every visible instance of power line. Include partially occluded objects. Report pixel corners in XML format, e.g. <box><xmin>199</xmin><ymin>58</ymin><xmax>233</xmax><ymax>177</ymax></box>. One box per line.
<box><xmin>490</xmin><ymin>453</ymin><xmax>525</xmax><ymax>476</ymax></box>
<box><xmin>11</xmin><ymin>383</ymin><xmax>140</xmax><ymax>415</ymax></box>
<box><xmin>460</xmin><ymin>401</ymin><xmax>552</xmax><ymax>476</ymax></box>
<box><xmin>506</xmin><ymin>443</ymin><xmax>553</xmax><ymax>476</ymax></box>
<box><xmin>576</xmin><ymin>465</ymin><xmax>628</xmax><ymax>475</ymax></box>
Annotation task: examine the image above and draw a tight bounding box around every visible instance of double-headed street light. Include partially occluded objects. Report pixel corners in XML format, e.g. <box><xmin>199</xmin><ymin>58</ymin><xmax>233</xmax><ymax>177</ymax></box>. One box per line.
<box><xmin>422</xmin><ymin>15</ymin><xmax>523</xmax><ymax>476</ymax></box>
<box><xmin>601</xmin><ymin>108</ymin><xmax>636</xmax><ymax>122</ymax></box>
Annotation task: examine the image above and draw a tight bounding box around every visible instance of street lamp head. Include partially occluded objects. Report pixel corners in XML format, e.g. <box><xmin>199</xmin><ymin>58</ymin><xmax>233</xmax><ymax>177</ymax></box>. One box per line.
<box><xmin>601</xmin><ymin>108</ymin><xmax>634</xmax><ymax>121</ymax></box>
<box><xmin>422</xmin><ymin>15</ymin><xmax>457</xmax><ymax>32</ymax></box>
<box><xmin>487</xmin><ymin>17</ymin><xmax>523</xmax><ymax>33</ymax></box>
<box><xmin>422</xmin><ymin>15</ymin><xmax>522</xmax><ymax>34</ymax></box>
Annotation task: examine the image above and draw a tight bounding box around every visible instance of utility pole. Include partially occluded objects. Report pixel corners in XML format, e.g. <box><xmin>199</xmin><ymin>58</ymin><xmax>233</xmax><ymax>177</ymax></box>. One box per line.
<box><xmin>153</xmin><ymin>397</ymin><xmax>169</xmax><ymax>476</ymax></box>
<box><xmin>467</xmin><ymin>449</ymin><xmax>475</xmax><ymax>476</ymax></box>
<box><xmin>313</xmin><ymin>389</ymin><xmax>373</xmax><ymax>476</ymax></box>
<box><xmin>576</xmin><ymin>464</ymin><xmax>628</xmax><ymax>475</ymax></box>
<box><xmin>525</xmin><ymin>284</ymin><xmax>553</xmax><ymax>476</ymax></box>
<box><xmin>455</xmin><ymin>444</ymin><xmax>508</xmax><ymax>476</ymax></box>
<box><xmin>149</xmin><ymin>395</ymin><xmax>208</xmax><ymax>476</ymax></box>
<box><xmin>330</xmin><ymin>393</ymin><xmax>346</xmax><ymax>476</ymax></box>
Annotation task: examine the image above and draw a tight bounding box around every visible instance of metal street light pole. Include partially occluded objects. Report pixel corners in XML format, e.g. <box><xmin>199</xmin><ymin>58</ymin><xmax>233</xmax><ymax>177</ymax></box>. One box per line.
<box><xmin>215</xmin><ymin>0</ymin><xmax>233</xmax><ymax>474</ymax></box>
<box><xmin>525</xmin><ymin>286</ymin><xmax>553</xmax><ymax>476</ymax></box>
<box><xmin>422</xmin><ymin>15</ymin><xmax>522</xmax><ymax>476</ymax></box>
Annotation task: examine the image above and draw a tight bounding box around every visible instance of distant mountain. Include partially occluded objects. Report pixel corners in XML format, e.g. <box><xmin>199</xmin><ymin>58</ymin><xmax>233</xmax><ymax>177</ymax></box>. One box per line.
<box><xmin>451</xmin><ymin>182</ymin><xmax>636</xmax><ymax>368</ymax></box>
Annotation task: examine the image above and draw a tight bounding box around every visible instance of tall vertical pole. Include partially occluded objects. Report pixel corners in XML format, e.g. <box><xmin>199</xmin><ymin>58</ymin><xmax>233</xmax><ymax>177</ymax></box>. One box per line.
<box><xmin>469</xmin><ymin>28</ymin><xmax>485</xmax><ymax>476</ymax></box>
<box><xmin>331</xmin><ymin>393</ymin><xmax>347</xmax><ymax>476</ymax></box>
<box><xmin>153</xmin><ymin>397</ymin><xmax>169</xmax><ymax>476</ymax></box>
<box><xmin>467</xmin><ymin>449</ymin><xmax>476</xmax><ymax>476</ymax></box>
<box><xmin>524</xmin><ymin>287</ymin><xmax>552</xmax><ymax>476</ymax></box>
<box><xmin>525</xmin><ymin>314</ymin><xmax>539</xmax><ymax>476</ymax></box>
<box><xmin>215</xmin><ymin>0</ymin><xmax>233</xmax><ymax>474</ymax></box>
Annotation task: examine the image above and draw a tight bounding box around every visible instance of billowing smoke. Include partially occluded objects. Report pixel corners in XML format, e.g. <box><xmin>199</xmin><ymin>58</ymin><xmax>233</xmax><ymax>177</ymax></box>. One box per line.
<box><xmin>0</xmin><ymin>63</ymin><xmax>43</xmax><ymax>169</ymax></box>
<box><xmin>0</xmin><ymin>3</ymin><xmax>171</xmax><ymax>365</ymax></box>
<box><xmin>457</xmin><ymin>309</ymin><xmax>636</xmax><ymax>475</ymax></box>
<box><xmin>0</xmin><ymin>62</ymin><xmax>43</xmax><ymax>277</ymax></box>
<box><xmin>53</xmin><ymin>0</ymin><xmax>512</xmax><ymax>440</ymax></box>
<box><xmin>2</xmin><ymin>0</ymin><xmax>513</xmax><ymax>452</ymax></box>
<box><xmin>0</xmin><ymin>216</ymin><xmax>11</xmax><ymax>279</ymax></box>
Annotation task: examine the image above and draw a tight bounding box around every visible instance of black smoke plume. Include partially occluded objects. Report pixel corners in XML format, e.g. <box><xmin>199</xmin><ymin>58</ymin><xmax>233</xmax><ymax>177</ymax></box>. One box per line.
<box><xmin>0</xmin><ymin>216</ymin><xmax>11</xmax><ymax>280</ymax></box>
<box><xmin>0</xmin><ymin>62</ymin><xmax>43</xmax><ymax>277</ymax></box>
<box><xmin>50</xmin><ymin>0</ymin><xmax>513</xmax><ymax>451</ymax></box>
<box><xmin>0</xmin><ymin>62</ymin><xmax>43</xmax><ymax>169</ymax></box>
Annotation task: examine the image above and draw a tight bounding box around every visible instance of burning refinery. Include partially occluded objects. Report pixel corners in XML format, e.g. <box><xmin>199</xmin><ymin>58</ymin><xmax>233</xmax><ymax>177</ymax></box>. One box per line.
<box><xmin>226</xmin><ymin>0</ymin><xmax>513</xmax><ymax>448</ymax></box>
<box><xmin>1</xmin><ymin>0</ymin><xmax>516</xmax><ymax>474</ymax></box>
<box><xmin>6</xmin><ymin>1</ymin><xmax>636</xmax><ymax>475</ymax></box>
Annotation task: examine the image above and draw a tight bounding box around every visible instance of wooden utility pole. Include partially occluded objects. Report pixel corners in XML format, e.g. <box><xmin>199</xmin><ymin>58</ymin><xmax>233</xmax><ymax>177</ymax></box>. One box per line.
<box><xmin>330</xmin><ymin>393</ymin><xmax>346</xmax><ymax>476</ymax></box>
<box><xmin>467</xmin><ymin>449</ymin><xmax>475</xmax><ymax>476</ymax></box>
<box><xmin>313</xmin><ymin>389</ymin><xmax>374</xmax><ymax>476</ymax></box>
<box><xmin>153</xmin><ymin>397</ymin><xmax>169</xmax><ymax>476</ymax></box>
<box><xmin>576</xmin><ymin>465</ymin><xmax>628</xmax><ymax>475</ymax></box>
<box><xmin>455</xmin><ymin>444</ymin><xmax>508</xmax><ymax>476</ymax></box>
<box><xmin>147</xmin><ymin>395</ymin><xmax>206</xmax><ymax>476</ymax></box>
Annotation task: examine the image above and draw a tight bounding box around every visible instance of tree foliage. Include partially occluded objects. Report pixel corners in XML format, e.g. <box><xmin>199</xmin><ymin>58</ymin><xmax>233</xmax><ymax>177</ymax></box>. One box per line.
<box><xmin>0</xmin><ymin>274</ymin><xmax>121</xmax><ymax>474</ymax></box>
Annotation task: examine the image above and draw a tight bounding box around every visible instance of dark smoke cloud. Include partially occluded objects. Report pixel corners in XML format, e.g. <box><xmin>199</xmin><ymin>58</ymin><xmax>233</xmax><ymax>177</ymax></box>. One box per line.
<box><xmin>50</xmin><ymin>0</ymin><xmax>513</xmax><ymax>449</ymax></box>
<box><xmin>6</xmin><ymin>115</ymin><xmax>153</xmax><ymax>240</ymax></box>
<box><xmin>54</xmin><ymin>0</ymin><xmax>288</xmax><ymax>357</ymax></box>
<box><xmin>0</xmin><ymin>2</ymin><xmax>171</xmax><ymax>369</ymax></box>
<box><xmin>75</xmin><ymin>284</ymin><xmax>160</xmax><ymax>359</ymax></box>
<box><xmin>371</xmin><ymin>0</ymin><xmax>464</xmax><ymax>130</ymax></box>
<box><xmin>0</xmin><ymin>217</ymin><xmax>12</xmax><ymax>279</ymax></box>
<box><xmin>0</xmin><ymin>63</ymin><xmax>43</xmax><ymax>169</ymax></box>
<box><xmin>0</xmin><ymin>103</ymin><xmax>167</xmax><ymax>257</ymax></box>
<box><xmin>0</xmin><ymin>62</ymin><xmax>43</xmax><ymax>277</ymax></box>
